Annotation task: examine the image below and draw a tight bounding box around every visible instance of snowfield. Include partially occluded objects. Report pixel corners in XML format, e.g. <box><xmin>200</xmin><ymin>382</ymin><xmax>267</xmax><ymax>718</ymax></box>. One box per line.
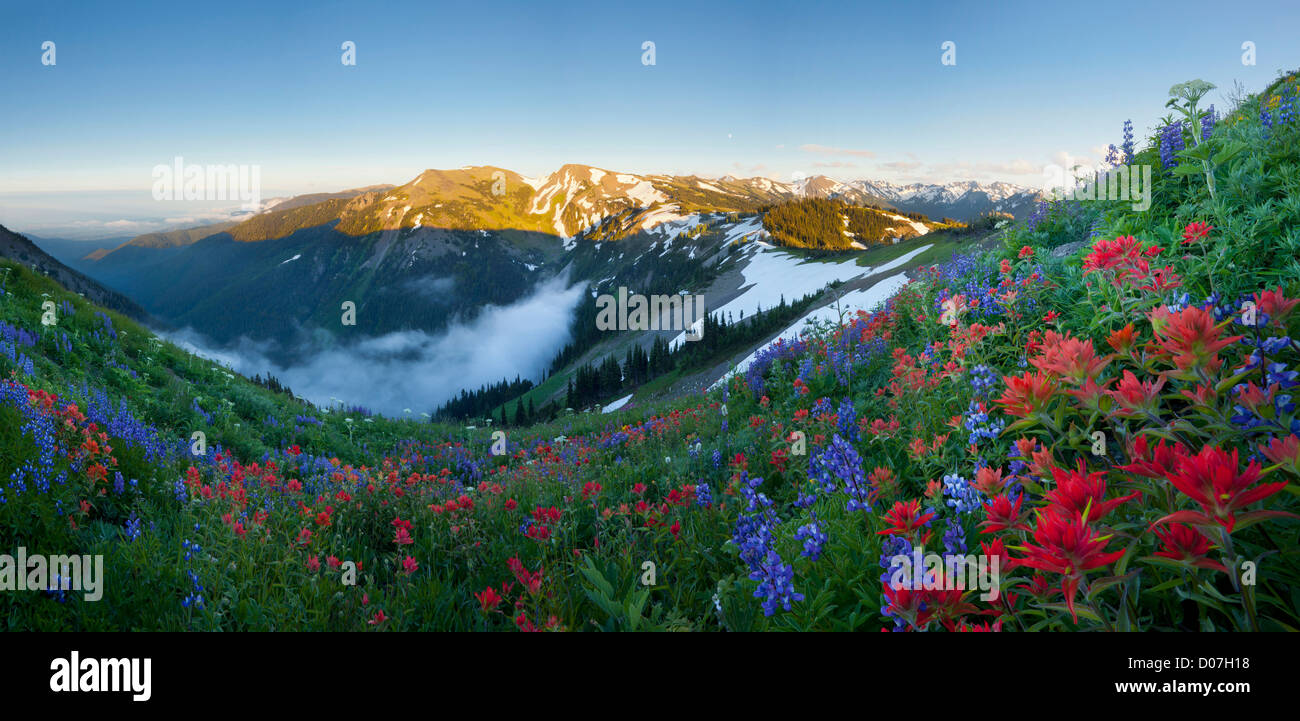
<box><xmin>669</xmin><ymin>242</ymin><xmax>932</xmax><ymax>349</ymax></box>
<box><xmin>624</xmin><ymin>180</ymin><xmax>667</xmax><ymax>207</ymax></box>
<box><xmin>640</xmin><ymin>206</ymin><xmax>702</xmax><ymax>236</ymax></box>
<box><xmin>602</xmin><ymin>394</ymin><xmax>633</xmax><ymax>413</ymax></box>
<box><xmin>720</xmin><ymin>215</ymin><xmax>765</xmax><ymax>244</ymax></box>
<box><xmin>885</xmin><ymin>212</ymin><xmax>930</xmax><ymax>235</ymax></box>
<box><xmin>707</xmin><ymin>268</ymin><xmax>916</xmax><ymax>390</ymax></box>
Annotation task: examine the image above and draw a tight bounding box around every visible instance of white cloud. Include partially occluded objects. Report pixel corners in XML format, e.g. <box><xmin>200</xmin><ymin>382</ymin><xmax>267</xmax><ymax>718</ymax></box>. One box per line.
<box><xmin>165</xmin><ymin>274</ymin><xmax>587</xmax><ymax>416</ymax></box>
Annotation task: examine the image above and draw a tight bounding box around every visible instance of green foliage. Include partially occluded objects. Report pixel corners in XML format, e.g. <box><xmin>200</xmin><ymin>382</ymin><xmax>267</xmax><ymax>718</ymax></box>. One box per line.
<box><xmin>764</xmin><ymin>197</ymin><xmax>935</xmax><ymax>250</ymax></box>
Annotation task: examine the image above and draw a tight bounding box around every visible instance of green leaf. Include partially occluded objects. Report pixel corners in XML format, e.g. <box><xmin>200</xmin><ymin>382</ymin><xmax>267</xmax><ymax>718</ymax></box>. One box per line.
<box><xmin>577</xmin><ymin>557</ymin><xmax>615</xmax><ymax>599</ymax></box>
<box><xmin>1040</xmin><ymin>602</ymin><xmax>1102</xmax><ymax>623</ymax></box>
<box><xmin>1087</xmin><ymin>572</ymin><xmax>1137</xmax><ymax>600</ymax></box>
<box><xmin>626</xmin><ymin>589</ymin><xmax>648</xmax><ymax>631</ymax></box>
<box><xmin>1212</xmin><ymin>142</ymin><xmax>1249</xmax><ymax>166</ymax></box>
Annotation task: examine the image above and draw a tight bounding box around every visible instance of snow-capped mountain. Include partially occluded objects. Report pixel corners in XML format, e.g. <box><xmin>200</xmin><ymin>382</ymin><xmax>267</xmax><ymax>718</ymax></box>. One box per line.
<box><xmin>60</xmin><ymin>163</ymin><xmax>1039</xmax><ymax>350</ymax></box>
<box><xmin>779</xmin><ymin>176</ymin><xmax>1040</xmax><ymax>221</ymax></box>
<box><xmin>823</xmin><ymin>179</ymin><xmax>1041</xmax><ymax>220</ymax></box>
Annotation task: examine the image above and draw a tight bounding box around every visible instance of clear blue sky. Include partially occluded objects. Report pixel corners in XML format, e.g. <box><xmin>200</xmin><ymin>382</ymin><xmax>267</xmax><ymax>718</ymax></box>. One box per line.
<box><xmin>1</xmin><ymin>0</ymin><xmax>1297</xmax><ymax>201</ymax></box>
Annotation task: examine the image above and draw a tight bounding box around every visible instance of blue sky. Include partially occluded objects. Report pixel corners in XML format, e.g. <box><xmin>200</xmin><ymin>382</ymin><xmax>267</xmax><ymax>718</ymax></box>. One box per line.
<box><xmin>1</xmin><ymin>0</ymin><xmax>1297</xmax><ymax>237</ymax></box>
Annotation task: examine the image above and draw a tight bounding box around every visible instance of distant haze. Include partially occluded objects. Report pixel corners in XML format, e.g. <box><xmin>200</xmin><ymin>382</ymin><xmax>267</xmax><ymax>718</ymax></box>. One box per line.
<box><xmin>0</xmin><ymin>190</ymin><xmax>295</xmax><ymax>241</ymax></box>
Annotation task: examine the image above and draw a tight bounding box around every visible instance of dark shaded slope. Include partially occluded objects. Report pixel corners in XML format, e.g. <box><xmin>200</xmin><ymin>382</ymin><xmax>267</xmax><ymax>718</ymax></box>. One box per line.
<box><xmin>0</xmin><ymin>224</ymin><xmax>150</xmax><ymax>322</ymax></box>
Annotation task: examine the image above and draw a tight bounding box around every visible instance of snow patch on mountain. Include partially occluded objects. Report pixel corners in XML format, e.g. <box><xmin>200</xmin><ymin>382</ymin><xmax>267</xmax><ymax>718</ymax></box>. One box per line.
<box><xmin>709</xmin><ymin>270</ymin><xmax>913</xmax><ymax>389</ymax></box>
<box><xmin>624</xmin><ymin>180</ymin><xmax>667</xmax><ymax>207</ymax></box>
<box><xmin>602</xmin><ymin>394</ymin><xmax>633</xmax><ymax>413</ymax></box>
<box><xmin>720</xmin><ymin>215</ymin><xmax>765</xmax><ymax>244</ymax></box>
<box><xmin>640</xmin><ymin>206</ymin><xmax>701</xmax><ymax>235</ymax></box>
<box><xmin>672</xmin><ymin>241</ymin><xmax>932</xmax><ymax>350</ymax></box>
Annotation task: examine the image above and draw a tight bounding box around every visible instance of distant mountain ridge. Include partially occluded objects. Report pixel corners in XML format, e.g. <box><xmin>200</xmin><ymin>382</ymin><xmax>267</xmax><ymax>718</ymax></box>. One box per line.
<box><xmin>84</xmin><ymin>166</ymin><xmax>1039</xmax><ymax>263</ymax></box>
<box><xmin>33</xmin><ymin>164</ymin><xmax>1036</xmax><ymax>352</ymax></box>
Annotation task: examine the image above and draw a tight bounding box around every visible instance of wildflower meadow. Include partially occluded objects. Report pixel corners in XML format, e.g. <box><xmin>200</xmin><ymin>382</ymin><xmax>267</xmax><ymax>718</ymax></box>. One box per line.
<box><xmin>2</xmin><ymin>72</ymin><xmax>1299</xmax><ymax>636</ymax></box>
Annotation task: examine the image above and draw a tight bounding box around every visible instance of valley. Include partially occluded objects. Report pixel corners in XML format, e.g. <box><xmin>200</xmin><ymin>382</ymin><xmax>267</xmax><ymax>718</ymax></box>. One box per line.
<box><xmin>31</xmin><ymin>164</ymin><xmax>1022</xmax><ymax>419</ymax></box>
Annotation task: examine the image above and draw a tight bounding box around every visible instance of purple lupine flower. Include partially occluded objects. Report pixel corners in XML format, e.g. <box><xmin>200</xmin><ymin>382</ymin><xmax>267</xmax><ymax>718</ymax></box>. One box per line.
<box><xmin>943</xmin><ymin>472</ymin><xmax>985</xmax><ymax>515</ymax></box>
<box><xmin>1278</xmin><ymin>91</ymin><xmax>1295</xmax><ymax>125</ymax></box>
<box><xmin>750</xmin><ymin>549</ymin><xmax>804</xmax><ymax>616</ymax></box>
<box><xmin>970</xmin><ymin>364</ymin><xmax>999</xmax><ymax>397</ymax></box>
<box><xmin>695</xmin><ymin>482</ymin><xmax>713</xmax><ymax>507</ymax></box>
<box><xmin>1025</xmin><ymin>201</ymin><xmax>1049</xmax><ymax>232</ymax></box>
<box><xmin>1201</xmin><ymin>104</ymin><xmax>1217</xmax><ymax>141</ymax></box>
<box><xmin>836</xmin><ymin>397</ymin><xmax>858</xmax><ymax>441</ymax></box>
<box><xmin>795</xmin><ymin>517</ymin><xmax>828</xmax><ymax>561</ymax></box>
<box><xmin>1159</xmin><ymin>121</ymin><xmax>1185</xmax><ymax>169</ymax></box>
<box><xmin>942</xmin><ymin>516</ymin><xmax>968</xmax><ymax>554</ymax></box>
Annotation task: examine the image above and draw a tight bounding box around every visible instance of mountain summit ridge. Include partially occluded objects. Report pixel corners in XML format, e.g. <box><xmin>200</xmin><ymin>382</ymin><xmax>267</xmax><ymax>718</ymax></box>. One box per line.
<box><xmin>84</xmin><ymin>165</ymin><xmax>1039</xmax><ymax>259</ymax></box>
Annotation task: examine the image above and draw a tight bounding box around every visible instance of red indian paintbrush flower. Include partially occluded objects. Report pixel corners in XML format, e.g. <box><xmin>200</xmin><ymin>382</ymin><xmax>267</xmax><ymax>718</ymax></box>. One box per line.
<box><xmin>507</xmin><ymin>557</ymin><xmax>544</xmax><ymax>595</ymax></box>
<box><xmin>1181</xmin><ymin>222</ymin><xmax>1213</xmax><ymax>245</ymax></box>
<box><xmin>1253</xmin><ymin>286</ymin><xmax>1299</xmax><ymax>325</ymax></box>
<box><xmin>1082</xmin><ymin>235</ymin><xmax>1156</xmax><ymax>273</ymax></box>
<box><xmin>1119</xmin><ymin>436</ymin><xmax>1189</xmax><ymax>479</ymax></box>
<box><xmin>1082</xmin><ymin>235</ymin><xmax>1166</xmax><ymax>289</ymax></box>
<box><xmin>1013</xmin><ymin>510</ymin><xmax>1126</xmax><ymax>623</ymax></box>
<box><xmin>1154</xmin><ymin>445</ymin><xmax>1295</xmax><ymax>533</ymax></box>
<box><xmin>1146</xmin><ymin>305</ymin><xmax>1242</xmax><ymax>378</ymax></box>
<box><xmin>1067</xmin><ymin>376</ymin><xmax>1112</xmax><ymax>413</ymax></box>
<box><xmin>882</xmin><ymin>584</ymin><xmax>980</xmax><ymax>632</ymax></box>
<box><xmin>876</xmin><ymin>499</ymin><xmax>935</xmax><ymax>541</ymax></box>
<box><xmin>981</xmin><ymin>537</ymin><xmax>1012</xmax><ymax>570</ymax></box>
<box><xmin>980</xmin><ymin>492</ymin><xmax>1030</xmax><ymax>534</ymax></box>
<box><xmin>1044</xmin><ymin>459</ymin><xmax>1141</xmax><ymax>521</ymax></box>
<box><xmin>972</xmin><ymin>466</ymin><xmax>1004</xmax><ymax>496</ymax></box>
<box><xmin>1030</xmin><ymin>331</ymin><xmax>1110</xmax><ymax>384</ymax></box>
<box><xmin>868</xmin><ymin>466</ymin><xmax>896</xmax><ymax>500</ymax></box>
<box><xmin>880</xmin><ymin>565</ymin><xmax>980</xmax><ymax>632</ymax></box>
<box><xmin>1230</xmin><ymin>381</ymin><xmax>1281</xmax><ymax>417</ymax></box>
<box><xmin>1137</xmin><ymin>265</ymin><xmax>1181</xmax><ymax>293</ymax></box>
<box><xmin>1260</xmin><ymin>434</ymin><xmax>1300</xmax><ymax>473</ymax></box>
<box><xmin>1106</xmin><ymin>323</ymin><xmax>1138</xmax><ymax>355</ymax></box>
<box><xmin>1106</xmin><ymin>369</ymin><xmax>1166</xmax><ymax>417</ymax></box>
<box><xmin>476</xmin><ymin>586</ymin><xmax>503</xmax><ymax>612</ymax></box>
<box><xmin>957</xmin><ymin>619</ymin><xmax>1004</xmax><ymax>632</ymax></box>
<box><xmin>1152</xmin><ymin>523</ymin><xmax>1227</xmax><ymax>572</ymax></box>
<box><xmin>994</xmin><ymin>371</ymin><xmax>1059</xmax><ymax>418</ymax></box>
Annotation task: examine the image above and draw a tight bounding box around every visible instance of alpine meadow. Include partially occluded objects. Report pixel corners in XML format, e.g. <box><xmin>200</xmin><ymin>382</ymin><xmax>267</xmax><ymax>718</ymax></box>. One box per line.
<box><xmin>3</xmin><ymin>1</ymin><xmax>1299</xmax><ymax>649</ymax></box>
